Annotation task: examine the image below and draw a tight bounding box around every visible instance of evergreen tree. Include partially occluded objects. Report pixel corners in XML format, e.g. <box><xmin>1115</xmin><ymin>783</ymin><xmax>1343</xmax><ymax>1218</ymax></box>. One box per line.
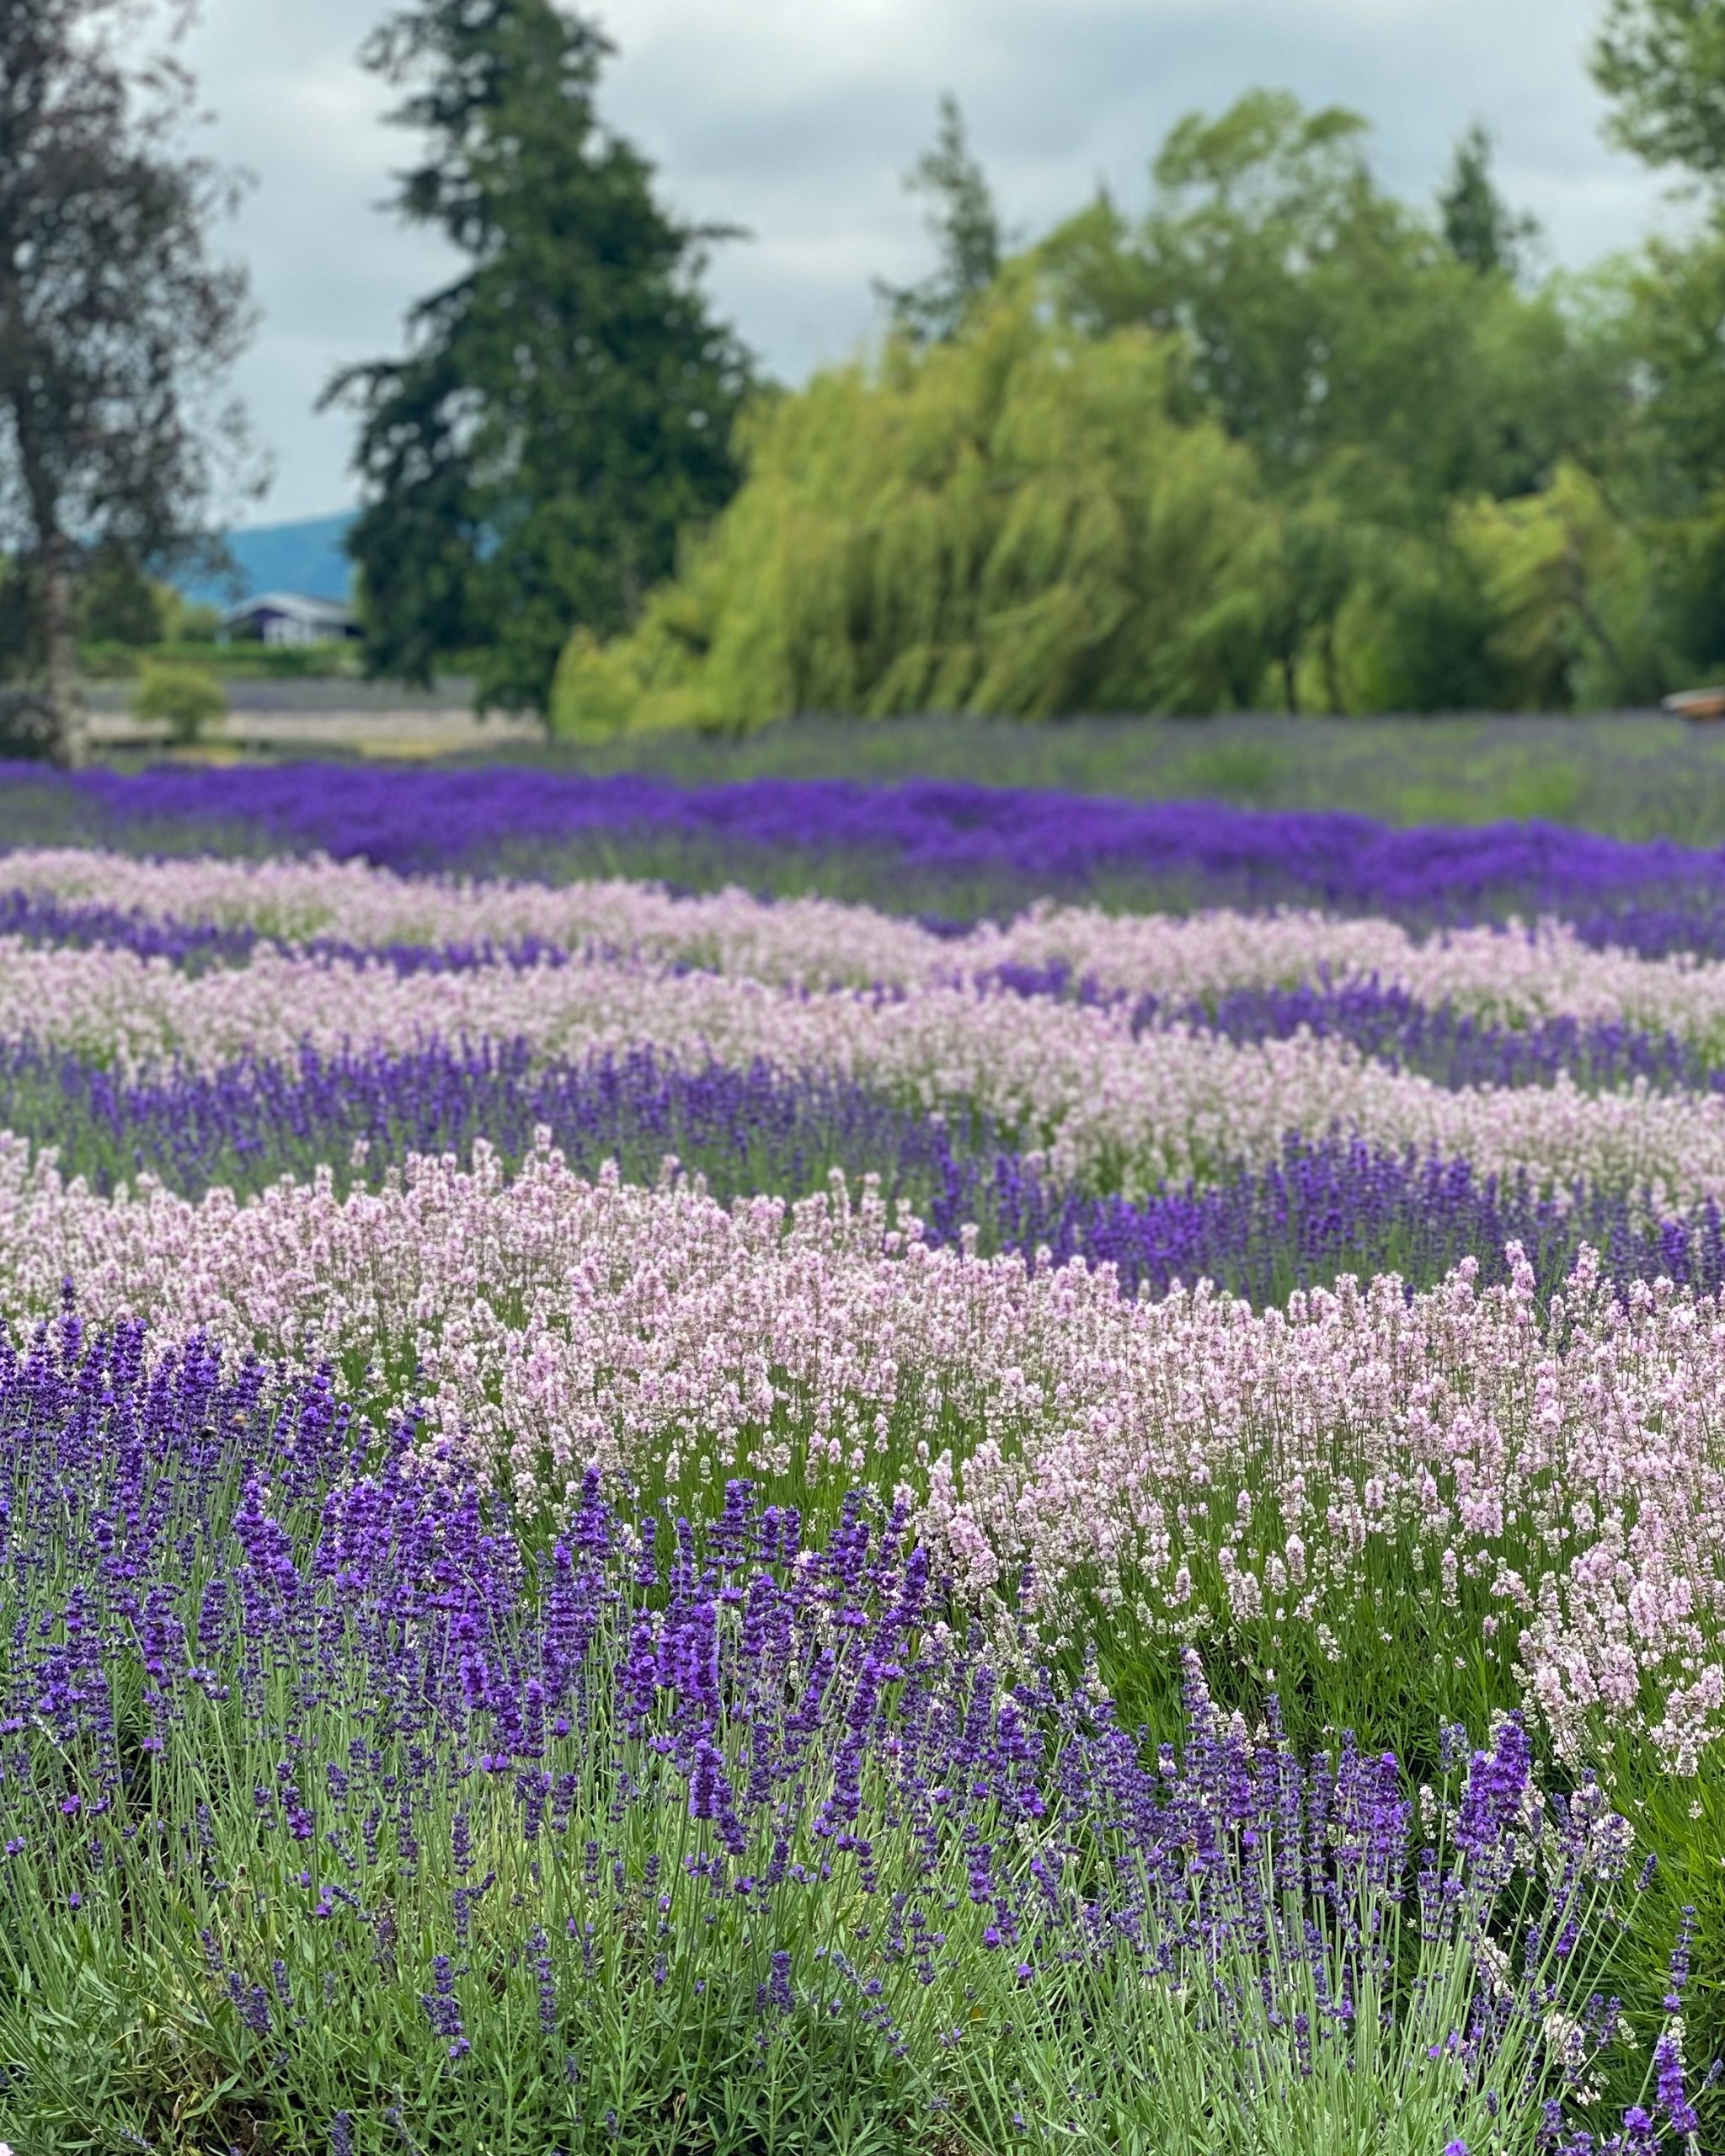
<box><xmin>1439</xmin><ymin>123</ymin><xmax>1538</xmax><ymax>279</ymax></box>
<box><xmin>326</xmin><ymin>0</ymin><xmax>754</xmax><ymax>714</ymax></box>
<box><xmin>874</xmin><ymin>95</ymin><xmax>1007</xmax><ymax>344</ymax></box>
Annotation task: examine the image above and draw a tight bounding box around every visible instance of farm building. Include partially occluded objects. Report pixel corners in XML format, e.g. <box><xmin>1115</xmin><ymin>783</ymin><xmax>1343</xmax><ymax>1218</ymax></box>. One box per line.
<box><xmin>219</xmin><ymin>591</ymin><xmax>360</xmax><ymax>648</ymax></box>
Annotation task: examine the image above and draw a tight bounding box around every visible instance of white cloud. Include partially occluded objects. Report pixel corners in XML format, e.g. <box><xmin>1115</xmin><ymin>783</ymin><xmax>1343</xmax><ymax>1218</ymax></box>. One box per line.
<box><xmin>164</xmin><ymin>0</ymin><xmax>1674</xmax><ymax>522</ymax></box>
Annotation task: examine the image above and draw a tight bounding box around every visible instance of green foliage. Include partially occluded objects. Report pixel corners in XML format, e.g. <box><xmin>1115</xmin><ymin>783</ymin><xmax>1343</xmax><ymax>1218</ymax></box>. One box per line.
<box><xmin>1039</xmin><ymin>91</ymin><xmax>1612</xmax><ymax>525</ymax></box>
<box><xmin>1451</xmin><ymin>462</ymin><xmax>1666</xmax><ymax>708</ymax></box>
<box><xmin>131</xmin><ymin>659</ymin><xmax>227</xmax><ymax>744</ymax></box>
<box><xmin>1437</xmin><ymin>122</ymin><xmax>1539</xmax><ymax>280</ymax></box>
<box><xmin>84</xmin><ymin>638</ymin><xmax>360</xmax><ymax>682</ymax></box>
<box><xmin>76</xmin><ymin>547</ymin><xmax>167</xmax><ymax>647</ymax></box>
<box><xmin>554</xmin><ymin>87</ymin><xmax>1660</xmax><ymax>732</ymax></box>
<box><xmin>1594</xmin><ymin>0</ymin><xmax>1725</xmax><ymax>185</ymax></box>
<box><xmin>326</xmin><ymin>0</ymin><xmax>752</xmax><ymax>718</ymax></box>
<box><xmin>873</xmin><ymin>94</ymin><xmax>1007</xmax><ymax>345</ymax></box>
<box><xmin>162</xmin><ymin>592</ymin><xmax>224</xmax><ymax>643</ymax></box>
<box><xmin>0</xmin><ymin>1</ymin><xmax>260</xmax><ymax>766</ymax></box>
<box><xmin>552</xmin><ymin>280</ymin><xmax>1273</xmax><ymax>737</ymax></box>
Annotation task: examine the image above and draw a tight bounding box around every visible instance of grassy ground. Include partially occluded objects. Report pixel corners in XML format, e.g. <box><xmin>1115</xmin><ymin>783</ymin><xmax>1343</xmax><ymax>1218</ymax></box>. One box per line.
<box><xmin>83</xmin><ymin>707</ymin><xmax>1725</xmax><ymax>848</ymax></box>
<box><xmin>469</xmin><ymin>710</ymin><xmax>1725</xmax><ymax>845</ymax></box>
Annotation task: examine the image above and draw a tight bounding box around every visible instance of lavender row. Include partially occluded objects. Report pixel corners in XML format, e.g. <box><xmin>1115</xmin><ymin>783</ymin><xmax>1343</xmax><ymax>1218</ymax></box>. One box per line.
<box><xmin>15</xmin><ymin>760</ymin><xmax>1725</xmax><ymax>947</ymax></box>
<box><xmin>0</xmin><ymin>1311</ymin><xmax>1701</xmax><ymax>2153</ymax></box>
<box><xmin>0</xmin><ymin>880</ymin><xmax>586</xmax><ymax>978</ymax></box>
<box><xmin>1133</xmin><ymin>977</ymin><xmax>1725</xmax><ymax>1095</ymax></box>
<box><xmin>12</xmin><ymin>1033</ymin><xmax>1725</xmax><ymax>1303</ymax></box>
<box><xmin>16</xmin><ymin>882</ymin><xmax>1725</xmax><ymax>1102</ymax></box>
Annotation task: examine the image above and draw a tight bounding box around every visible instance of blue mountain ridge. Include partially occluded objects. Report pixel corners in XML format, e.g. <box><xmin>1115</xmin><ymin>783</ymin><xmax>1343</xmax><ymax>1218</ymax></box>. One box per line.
<box><xmin>174</xmin><ymin>512</ymin><xmax>356</xmax><ymax>607</ymax></box>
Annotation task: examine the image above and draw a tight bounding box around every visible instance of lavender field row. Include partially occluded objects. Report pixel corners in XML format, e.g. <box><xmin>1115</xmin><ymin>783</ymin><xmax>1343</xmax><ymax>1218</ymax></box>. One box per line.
<box><xmin>0</xmin><ymin>788</ymin><xmax>1719</xmax><ymax>2155</ymax></box>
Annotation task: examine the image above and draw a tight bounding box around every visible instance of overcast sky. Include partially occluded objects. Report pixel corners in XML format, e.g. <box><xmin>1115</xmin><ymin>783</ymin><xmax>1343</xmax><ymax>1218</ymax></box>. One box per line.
<box><xmin>174</xmin><ymin>0</ymin><xmax>1681</xmax><ymax>526</ymax></box>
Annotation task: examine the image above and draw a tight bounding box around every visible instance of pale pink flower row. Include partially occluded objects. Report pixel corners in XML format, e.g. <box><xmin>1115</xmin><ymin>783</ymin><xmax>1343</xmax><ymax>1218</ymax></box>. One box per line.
<box><xmin>0</xmin><ymin>1134</ymin><xmax>1718</xmax><ymax>1774</ymax></box>
<box><xmin>17</xmin><ymin>846</ymin><xmax>1725</xmax><ymax>1040</ymax></box>
<box><xmin>5</xmin><ymin>937</ymin><xmax>1725</xmax><ymax>1203</ymax></box>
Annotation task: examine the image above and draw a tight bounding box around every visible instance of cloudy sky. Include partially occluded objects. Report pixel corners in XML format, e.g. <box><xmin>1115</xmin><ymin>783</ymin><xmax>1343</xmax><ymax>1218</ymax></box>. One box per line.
<box><xmin>174</xmin><ymin>0</ymin><xmax>1681</xmax><ymax>525</ymax></box>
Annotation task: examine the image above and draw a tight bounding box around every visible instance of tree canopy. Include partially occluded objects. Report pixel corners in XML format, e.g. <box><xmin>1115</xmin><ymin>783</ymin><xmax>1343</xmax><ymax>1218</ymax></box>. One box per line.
<box><xmin>1594</xmin><ymin>0</ymin><xmax>1725</xmax><ymax>186</ymax></box>
<box><xmin>1438</xmin><ymin>124</ymin><xmax>1539</xmax><ymax>280</ymax></box>
<box><xmin>873</xmin><ymin>95</ymin><xmax>1008</xmax><ymax>346</ymax></box>
<box><xmin>328</xmin><ymin>10</ymin><xmax>1725</xmax><ymax>731</ymax></box>
<box><xmin>553</xmin><ymin>85</ymin><xmax>1679</xmax><ymax>734</ymax></box>
<box><xmin>326</xmin><ymin>0</ymin><xmax>754</xmax><ymax>715</ymax></box>
<box><xmin>551</xmin><ymin>281</ymin><xmax>1268</xmax><ymax>735</ymax></box>
<box><xmin>0</xmin><ymin>0</ymin><xmax>257</xmax><ymax>763</ymax></box>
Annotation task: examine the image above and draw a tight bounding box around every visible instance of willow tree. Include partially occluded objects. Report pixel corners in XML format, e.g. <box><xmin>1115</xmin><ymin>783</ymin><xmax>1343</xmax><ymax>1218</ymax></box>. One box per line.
<box><xmin>1450</xmin><ymin>462</ymin><xmax>1664</xmax><ymax>708</ymax></box>
<box><xmin>550</xmin><ymin>280</ymin><xmax>1273</xmax><ymax>737</ymax></box>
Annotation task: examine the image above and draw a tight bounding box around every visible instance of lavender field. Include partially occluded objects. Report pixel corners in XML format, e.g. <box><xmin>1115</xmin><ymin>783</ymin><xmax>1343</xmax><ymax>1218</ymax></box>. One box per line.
<box><xmin>1</xmin><ymin>766</ymin><xmax>1722</xmax><ymax>2155</ymax></box>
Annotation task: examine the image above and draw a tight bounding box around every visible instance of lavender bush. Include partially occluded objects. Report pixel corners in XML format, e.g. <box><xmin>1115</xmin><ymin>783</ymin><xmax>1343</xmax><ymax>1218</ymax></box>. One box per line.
<box><xmin>9</xmin><ymin>1038</ymin><xmax>1725</xmax><ymax>1306</ymax></box>
<box><xmin>16</xmin><ymin>760</ymin><xmax>1725</xmax><ymax>947</ymax></box>
<box><xmin>14</xmin><ymin>873</ymin><xmax>1725</xmax><ymax>1105</ymax></box>
<box><xmin>0</xmin><ymin>1312</ymin><xmax>1704</xmax><ymax>2153</ymax></box>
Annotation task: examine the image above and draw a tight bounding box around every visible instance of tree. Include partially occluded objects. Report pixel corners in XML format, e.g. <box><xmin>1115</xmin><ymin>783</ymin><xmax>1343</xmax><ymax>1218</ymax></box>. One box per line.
<box><xmin>1039</xmin><ymin>93</ymin><xmax>1595</xmax><ymax>510</ymax></box>
<box><xmin>1032</xmin><ymin>93</ymin><xmax>1630</xmax><ymax>707</ymax></box>
<box><xmin>1438</xmin><ymin>123</ymin><xmax>1538</xmax><ymax>279</ymax></box>
<box><xmin>1593</xmin><ymin>0</ymin><xmax>1725</xmax><ymax>185</ymax></box>
<box><xmin>874</xmin><ymin>94</ymin><xmax>1007</xmax><ymax>344</ymax></box>
<box><xmin>0</xmin><ymin>0</ymin><xmax>257</xmax><ymax>765</ymax></box>
<box><xmin>326</xmin><ymin>0</ymin><xmax>754</xmax><ymax>717</ymax></box>
<box><xmin>1452</xmin><ymin>461</ymin><xmax>1655</xmax><ymax>706</ymax></box>
<box><xmin>78</xmin><ymin>548</ymin><xmax>168</xmax><ymax>648</ymax></box>
<box><xmin>550</xmin><ymin>280</ymin><xmax>1274</xmax><ymax>737</ymax></box>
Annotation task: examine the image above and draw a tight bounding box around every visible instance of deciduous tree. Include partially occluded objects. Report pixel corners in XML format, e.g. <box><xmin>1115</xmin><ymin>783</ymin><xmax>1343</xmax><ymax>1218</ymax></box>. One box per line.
<box><xmin>0</xmin><ymin>0</ymin><xmax>256</xmax><ymax>764</ymax></box>
<box><xmin>1594</xmin><ymin>0</ymin><xmax>1725</xmax><ymax>186</ymax></box>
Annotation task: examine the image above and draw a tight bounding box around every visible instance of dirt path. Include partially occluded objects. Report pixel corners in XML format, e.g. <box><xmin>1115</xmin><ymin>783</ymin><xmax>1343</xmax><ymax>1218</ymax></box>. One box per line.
<box><xmin>87</xmin><ymin>707</ymin><xmax>546</xmax><ymax>757</ymax></box>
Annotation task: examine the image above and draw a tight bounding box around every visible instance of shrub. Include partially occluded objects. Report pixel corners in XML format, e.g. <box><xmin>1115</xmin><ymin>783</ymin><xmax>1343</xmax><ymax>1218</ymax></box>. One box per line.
<box><xmin>131</xmin><ymin>659</ymin><xmax>228</xmax><ymax>744</ymax></box>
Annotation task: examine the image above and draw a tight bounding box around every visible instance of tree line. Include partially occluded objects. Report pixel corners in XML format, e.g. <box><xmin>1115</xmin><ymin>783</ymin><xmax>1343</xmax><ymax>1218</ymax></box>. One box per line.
<box><xmin>3</xmin><ymin>0</ymin><xmax>1725</xmax><ymax>760</ymax></box>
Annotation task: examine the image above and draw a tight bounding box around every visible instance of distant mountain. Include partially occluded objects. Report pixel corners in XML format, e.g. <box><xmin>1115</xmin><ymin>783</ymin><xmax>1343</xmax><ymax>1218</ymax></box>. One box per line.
<box><xmin>175</xmin><ymin>512</ymin><xmax>356</xmax><ymax>608</ymax></box>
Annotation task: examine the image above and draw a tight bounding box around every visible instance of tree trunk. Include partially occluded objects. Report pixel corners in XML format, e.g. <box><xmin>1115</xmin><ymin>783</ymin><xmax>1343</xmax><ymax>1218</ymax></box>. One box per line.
<box><xmin>1320</xmin><ymin>622</ymin><xmax>1343</xmax><ymax>714</ymax></box>
<box><xmin>41</xmin><ymin>535</ymin><xmax>87</xmax><ymax>770</ymax></box>
<box><xmin>1280</xmin><ymin>648</ymin><xmax>1300</xmax><ymax>716</ymax></box>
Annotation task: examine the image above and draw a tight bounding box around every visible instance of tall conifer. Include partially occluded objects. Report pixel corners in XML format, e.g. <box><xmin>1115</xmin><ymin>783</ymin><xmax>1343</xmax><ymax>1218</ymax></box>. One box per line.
<box><xmin>328</xmin><ymin>1</ymin><xmax>753</xmax><ymax>714</ymax></box>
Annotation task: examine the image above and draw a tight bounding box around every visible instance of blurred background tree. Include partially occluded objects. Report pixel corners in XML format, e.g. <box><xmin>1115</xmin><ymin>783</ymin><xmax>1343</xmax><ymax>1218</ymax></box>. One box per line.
<box><xmin>552</xmin><ymin>85</ymin><xmax>1657</xmax><ymax>733</ymax></box>
<box><xmin>873</xmin><ymin>94</ymin><xmax>1009</xmax><ymax>346</ymax></box>
<box><xmin>1593</xmin><ymin>0</ymin><xmax>1725</xmax><ymax>185</ymax></box>
<box><xmin>551</xmin><ymin>280</ymin><xmax>1271</xmax><ymax>737</ymax></box>
<box><xmin>314</xmin><ymin>0</ymin><xmax>1725</xmax><ymax>732</ymax></box>
<box><xmin>0</xmin><ymin>0</ymin><xmax>258</xmax><ymax>765</ymax></box>
<box><xmin>325</xmin><ymin>0</ymin><xmax>756</xmax><ymax>718</ymax></box>
<box><xmin>1437</xmin><ymin>123</ymin><xmax>1540</xmax><ymax>280</ymax></box>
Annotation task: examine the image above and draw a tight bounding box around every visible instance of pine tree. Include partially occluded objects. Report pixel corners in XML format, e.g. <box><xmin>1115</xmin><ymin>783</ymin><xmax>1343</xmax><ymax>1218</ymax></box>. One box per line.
<box><xmin>874</xmin><ymin>95</ymin><xmax>1007</xmax><ymax>345</ymax></box>
<box><xmin>325</xmin><ymin>0</ymin><xmax>754</xmax><ymax>714</ymax></box>
<box><xmin>1438</xmin><ymin>124</ymin><xmax>1538</xmax><ymax>280</ymax></box>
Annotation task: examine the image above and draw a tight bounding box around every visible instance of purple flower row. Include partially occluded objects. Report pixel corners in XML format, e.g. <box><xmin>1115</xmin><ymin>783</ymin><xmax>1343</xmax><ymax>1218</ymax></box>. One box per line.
<box><xmin>0</xmin><ymin>881</ymin><xmax>581</xmax><ymax>978</ymax></box>
<box><xmin>1004</xmin><ymin>963</ymin><xmax>1725</xmax><ymax>1096</ymax></box>
<box><xmin>11</xmin><ymin>882</ymin><xmax>1725</xmax><ymax>1100</ymax></box>
<box><xmin>13</xmin><ymin>1034</ymin><xmax>1725</xmax><ymax>1303</ymax></box>
<box><xmin>13</xmin><ymin>761</ymin><xmax>1725</xmax><ymax>947</ymax></box>
<box><xmin>0</xmin><ymin>1310</ymin><xmax>1702</xmax><ymax>2148</ymax></box>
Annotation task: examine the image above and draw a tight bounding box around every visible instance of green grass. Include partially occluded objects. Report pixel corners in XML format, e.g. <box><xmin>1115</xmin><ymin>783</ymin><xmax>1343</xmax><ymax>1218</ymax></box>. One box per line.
<box><xmin>435</xmin><ymin>710</ymin><xmax>1725</xmax><ymax>848</ymax></box>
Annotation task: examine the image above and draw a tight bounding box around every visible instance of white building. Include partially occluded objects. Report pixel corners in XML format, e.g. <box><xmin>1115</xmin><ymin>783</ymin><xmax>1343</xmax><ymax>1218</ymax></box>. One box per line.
<box><xmin>219</xmin><ymin>592</ymin><xmax>360</xmax><ymax>648</ymax></box>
